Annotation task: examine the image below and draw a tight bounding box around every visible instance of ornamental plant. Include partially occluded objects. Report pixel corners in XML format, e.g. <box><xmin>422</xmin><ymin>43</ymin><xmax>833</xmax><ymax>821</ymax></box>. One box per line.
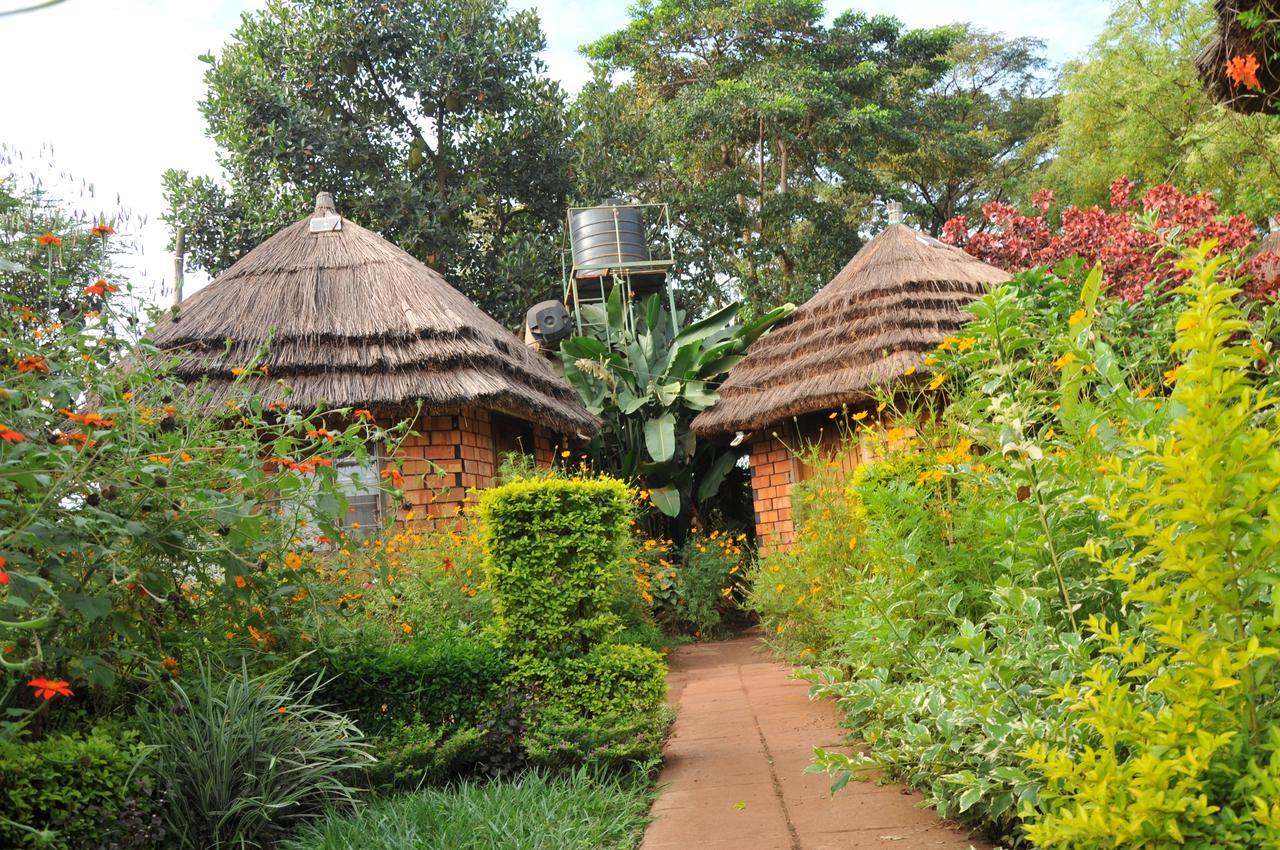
<box><xmin>942</xmin><ymin>179</ymin><xmax>1277</xmax><ymax>302</ymax></box>
<box><xmin>0</xmin><ymin>236</ymin><xmax>400</xmax><ymax>731</ymax></box>
<box><xmin>1019</xmin><ymin>244</ymin><xmax>1280</xmax><ymax>848</ymax></box>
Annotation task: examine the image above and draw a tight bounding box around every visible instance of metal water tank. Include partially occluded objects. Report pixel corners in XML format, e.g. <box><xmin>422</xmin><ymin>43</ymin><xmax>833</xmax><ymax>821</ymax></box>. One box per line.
<box><xmin>570</xmin><ymin>204</ymin><xmax>650</xmax><ymax>276</ymax></box>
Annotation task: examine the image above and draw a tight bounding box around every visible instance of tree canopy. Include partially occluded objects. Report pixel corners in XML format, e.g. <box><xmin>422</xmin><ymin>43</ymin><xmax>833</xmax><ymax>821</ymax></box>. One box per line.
<box><xmin>164</xmin><ymin>0</ymin><xmax>572</xmax><ymax>326</ymax></box>
<box><xmin>1045</xmin><ymin>0</ymin><xmax>1280</xmax><ymax>220</ymax></box>
<box><xmin>578</xmin><ymin>0</ymin><xmax>958</xmax><ymax>313</ymax></box>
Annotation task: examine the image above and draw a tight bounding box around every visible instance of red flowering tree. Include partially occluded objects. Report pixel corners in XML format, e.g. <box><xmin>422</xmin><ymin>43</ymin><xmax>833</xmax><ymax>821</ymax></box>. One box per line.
<box><xmin>941</xmin><ymin>178</ymin><xmax>1278</xmax><ymax>302</ymax></box>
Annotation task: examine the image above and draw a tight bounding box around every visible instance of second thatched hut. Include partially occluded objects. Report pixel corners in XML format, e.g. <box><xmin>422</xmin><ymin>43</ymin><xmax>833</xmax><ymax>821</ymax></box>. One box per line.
<box><xmin>692</xmin><ymin>221</ymin><xmax>1009</xmax><ymax>551</ymax></box>
<box><xmin>150</xmin><ymin>192</ymin><xmax>599</xmax><ymax>527</ymax></box>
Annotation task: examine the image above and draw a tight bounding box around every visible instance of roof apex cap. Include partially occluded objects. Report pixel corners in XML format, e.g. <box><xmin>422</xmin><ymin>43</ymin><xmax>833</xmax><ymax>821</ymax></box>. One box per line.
<box><xmin>313</xmin><ymin>192</ymin><xmax>337</xmax><ymax>216</ymax></box>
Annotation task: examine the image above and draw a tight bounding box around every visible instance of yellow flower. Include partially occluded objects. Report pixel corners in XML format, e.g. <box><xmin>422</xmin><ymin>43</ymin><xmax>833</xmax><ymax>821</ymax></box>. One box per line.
<box><xmin>926</xmin><ymin>373</ymin><xmax>946</xmax><ymax>390</ymax></box>
<box><xmin>1068</xmin><ymin>309</ymin><xmax>1087</xmax><ymax>326</ymax></box>
<box><xmin>231</xmin><ymin>367</ymin><xmax>246</xmax><ymax>376</ymax></box>
<box><xmin>904</xmin><ymin>365</ymin><xmax>917</xmax><ymax>376</ymax></box>
<box><xmin>284</xmin><ymin>552</ymin><xmax>302</xmax><ymax>571</ymax></box>
<box><xmin>1053</xmin><ymin>352</ymin><xmax>1076</xmax><ymax>370</ymax></box>
<box><xmin>560</xmin><ymin>450</ymin><xmax>571</xmax><ymax>458</ymax></box>
<box><xmin>852</xmin><ymin>410</ymin><xmax>868</xmax><ymax>421</ymax></box>
<box><xmin>1137</xmin><ymin>385</ymin><xmax>1153</xmax><ymax>399</ymax></box>
<box><xmin>957</xmin><ymin>336</ymin><xmax>976</xmax><ymax>351</ymax></box>
<box><xmin>775</xmin><ymin>582</ymin><xmax>785</xmax><ymax>593</ymax></box>
<box><xmin>1162</xmin><ymin>366</ymin><xmax>1180</xmax><ymax>386</ymax></box>
<box><xmin>401</xmin><ymin>623</ymin><xmax>413</xmax><ymax>635</ymax></box>
<box><xmin>776</xmin><ymin>623</ymin><xmax>785</xmax><ymax>634</ymax></box>
<box><xmin>827</xmin><ymin>411</ymin><xmax>838</xmax><ymax>419</ymax></box>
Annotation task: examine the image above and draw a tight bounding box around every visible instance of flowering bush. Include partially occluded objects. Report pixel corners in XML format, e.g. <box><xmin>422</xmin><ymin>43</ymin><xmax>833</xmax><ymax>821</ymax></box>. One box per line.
<box><xmin>0</xmin><ymin>236</ymin><xmax>401</xmax><ymax>733</ymax></box>
<box><xmin>758</xmin><ymin>237</ymin><xmax>1280</xmax><ymax>845</ymax></box>
<box><xmin>942</xmin><ymin>179</ymin><xmax>1278</xmax><ymax>302</ymax></box>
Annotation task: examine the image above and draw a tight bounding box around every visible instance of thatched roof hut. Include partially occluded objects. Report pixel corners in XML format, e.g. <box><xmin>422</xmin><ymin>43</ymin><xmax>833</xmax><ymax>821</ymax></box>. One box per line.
<box><xmin>151</xmin><ymin>192</ymin><xmax>598</xmax><ymax>437</ymax></box>
<box><xmin>692</xmin><ymin>223</ymin><xmax>1009</xmax><ymax>436</ymax></box>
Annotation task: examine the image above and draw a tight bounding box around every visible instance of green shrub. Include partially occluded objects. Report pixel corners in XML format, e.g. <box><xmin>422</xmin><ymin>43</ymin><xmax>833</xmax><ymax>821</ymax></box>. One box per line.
<box><xmin>526</xmin><ymin>706</ymin><xmax>673</xmax><ymax>773</ymax></box>
<box><xmin>303</xmin><ymin>635</ymin><xmax>509</xmax><ymax>733</ymax></box>
<box><xmin>480</xmin><ymin>476</ymin><xmax>630</xmax><ymax>657</ymax></box>
<box><xmin>549</xmin><ymin>642</ymin><xmax>667</xmax><ymax>717</ymax></box>
<box><xmin>0</xmin><ymin>726</ymin><xmax>165</xmax><ymax>850</ymax></box>
<box><xmin>366</xmin><ymin>722</ymin><xmax>486</xmax><ymax>792</ymax></box>
<box><xmin>139</xmin><ymin>659</ymin><xmax>372</xmax><ymax>850</ymax></box>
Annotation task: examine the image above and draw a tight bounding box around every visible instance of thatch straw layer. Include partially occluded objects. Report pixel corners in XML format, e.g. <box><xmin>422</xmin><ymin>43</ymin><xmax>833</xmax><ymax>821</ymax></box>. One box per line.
<box><xmin>692</xmin><ymin>224</ymin><xmax>1009</xmax><ymax>435</ymax></box>
<box><xmin>150</xmin><ymin>194</ymin><xmax>599</xmax><ymax>435</ymax></box>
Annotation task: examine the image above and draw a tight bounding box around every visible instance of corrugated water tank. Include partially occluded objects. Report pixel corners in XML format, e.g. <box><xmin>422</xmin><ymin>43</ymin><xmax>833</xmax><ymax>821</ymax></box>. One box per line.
<box><xmin>570</xmin><ymin>204</ymin><xmax>650</xmax><ymax>275</ymax></box>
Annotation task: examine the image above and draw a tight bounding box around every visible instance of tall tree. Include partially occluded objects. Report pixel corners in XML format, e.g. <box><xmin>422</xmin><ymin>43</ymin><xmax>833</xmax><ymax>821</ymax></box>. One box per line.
<box><xmin>164</xmin><ymin>0</ymin><xmax>572</xmax><ymax>326</ymax></box>
<box><xmin>579</xmin><ymin>0</ymin><xmax>956</xmax><ymax>314</ymax></box>
<box><xmin>1045</xmin><ymin>0</ymin><xmax>1280</xmax><ymax>220</ymax></box>
<box><xmin>881</xmin><ymin>27</ymin><xmax>1058</xmax><ymax>236</ymax></box>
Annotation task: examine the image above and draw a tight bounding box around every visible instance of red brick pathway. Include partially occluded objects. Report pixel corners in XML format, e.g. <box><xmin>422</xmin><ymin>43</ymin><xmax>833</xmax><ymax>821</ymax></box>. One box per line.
<box><xmin>640</xmin><ymin>635</ymin><xmax>993</xmax><ymax>850</ymax></box>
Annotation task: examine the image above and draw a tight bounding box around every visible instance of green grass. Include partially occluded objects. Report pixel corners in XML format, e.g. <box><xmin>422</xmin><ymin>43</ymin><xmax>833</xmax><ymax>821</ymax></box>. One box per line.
<box><xmin>284</xmin><ymin>768</ymin><xmax>654</xmax><ymax>850</ymax></box>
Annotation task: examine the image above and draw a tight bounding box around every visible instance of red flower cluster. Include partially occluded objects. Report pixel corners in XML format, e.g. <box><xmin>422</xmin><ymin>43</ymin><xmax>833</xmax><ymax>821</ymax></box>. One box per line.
<box><xmin>59</xmin><ymin>409</ymin><xmax>115</xmax><ymax>428</ymax></box>
<box><xmin>941</xmin><ymin>178</ymin><xmax>1265</xmax><ymax>303</ymax></box>
<box><xmin>84</xmin><ymin>279</ymin><xmax>119</xmax><ymax>297</ymax></box>
<box><xmin>28</xmin><ymin>677</ymin><xmax>73</xmax><ymax>700</ymax></box>
<box><xmin>273</xmin><ymin>456</ymin><xmax>333</xmax><ymax>475</ymax></box>
<box><xmin>1226</xmin><ymin>53</ymin><xmax>1262</xmax><ymax>91</ymax></box>
<box><xmin>0</xmin><ymin>556</ymin><xmax>11</xmax><ymax>585</ymax></box>
<box><xmin>16</xmin><ymin>356</ymin><xmax>48</xmax><ymax>374</ymax></box>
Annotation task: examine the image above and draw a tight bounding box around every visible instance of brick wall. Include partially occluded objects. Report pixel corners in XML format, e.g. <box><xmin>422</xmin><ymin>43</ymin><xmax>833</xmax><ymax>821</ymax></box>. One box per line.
<box><xmin>393</xmin><ymin>406</ymin><xmax>496</xmax><ymax>525</ymax></box>
<box><xmin>749</xmin><ymin>409</ymin><xmax>916</xmax><ymax>553</ymax></box>
<box><xmin>749</xmin><ymin>432</ymin><xmax>796</xmax><ymax>553</ymax></box>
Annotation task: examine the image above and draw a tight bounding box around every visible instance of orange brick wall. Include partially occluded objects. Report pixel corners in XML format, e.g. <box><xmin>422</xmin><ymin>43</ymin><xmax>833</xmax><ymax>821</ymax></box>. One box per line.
<box><xmin>390</xmin><ymin>408</ymin><xmax>570</xmax><ymax>527</ymax></box>
<box><xmin>749</xmin><ymin>432</ymin><xmax>797</xmax><ymax>553</ymax></box>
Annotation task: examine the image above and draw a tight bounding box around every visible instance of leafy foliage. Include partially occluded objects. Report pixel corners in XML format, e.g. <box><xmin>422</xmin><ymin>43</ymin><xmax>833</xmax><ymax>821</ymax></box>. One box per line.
<box><xmin>752</xmin><ymin>238</ymin><xmax>1279</xmax><ymax>845</ymax></box>
<box><xmin>285</xmin><ymin>767</ymin><xmax>655</xmax><ymax>850</ymax></box>
<box><xmin>581</xmin><ymin>0</ymin><xmax>958</xmax><ymax>311</ymax></box>
<box><xmin>1045</xmin><ymin>0</ymin><xmax>1280</xmax><ymax>221</ymax></box>
<box><xmin>558</xmin><ymin>289</ymin><xmax>792</xmax><ymax>524</ymax></box>
<box><xmin>164</xmin><ymin>0</ymin><xmax>572</xmax><ymax>326</ymax></box>
<box><xmin>0</xmin><ymin>726</ymin><xmax>166</xmax><ymax>850</ymax></box>
<box><xmin>139</xmin><ymin>659</ymin><xmax>372</xmax><ymax>850</ymax></box>
<box><xmin>0</xmin><ymin>234</ymin><xmax>395</xmax><ymax>727</ymax></box>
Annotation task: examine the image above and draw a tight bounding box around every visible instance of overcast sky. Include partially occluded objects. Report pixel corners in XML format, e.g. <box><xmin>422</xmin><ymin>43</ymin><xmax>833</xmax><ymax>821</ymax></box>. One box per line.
<box><xmin>0</xmin><ymin>0</ymin><xmax>1112</xmax><ymax>302</ymax></box>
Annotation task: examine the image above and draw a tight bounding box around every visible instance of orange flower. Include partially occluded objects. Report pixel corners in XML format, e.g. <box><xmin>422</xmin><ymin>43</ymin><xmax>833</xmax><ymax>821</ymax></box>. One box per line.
<box><xmin>353</xmin><ymin>409</ymin><xmax>375</xmax><ymax>422</ymax></box>
<box><xmin>0</xmin><ymin>425</ymin><xmax>26</xmax><ymax>443</ymax></box>
<box><xmin>161</xmin><ymin>656</ymin><xmax>178</xmax><ymax>672</ymax></box>
<box><xmin>380</xmin><ymin>467</ymin><xmax>405</xmax><ymax>488</ymax></box>
<box><xmin>59</xmin><ymin>410</ymin><xmax>115</xmax><ymax>428</ymax></box>
<box><xmin>28</xmin><ymin>677</ymin><xmax>73</xmax><ymax>700</ymax></box>
<box><xmin>234</xmin><ymin>575</ymin><xmax>247</xmax><ymax>589</ymax></box>
<box><xmin>84</xmin><ymin>279</ymin><xmax>119</xmax><ymax>297</ymax></box>
<box><xmin>0</xmin><ymin>556</ymin><xmax>10</xmax><ymax>585</ymax></box>
<box><xmin>16</xmin><ymin>356</ymin><xmax>48</xmax><ymax>373</ymax></box>
<box><xmin>36</xmin><ymin>232</ymin><xmax>62</xmax><ymax>247</ymax></box>
<box><xmin>89</xmin><ymin>224</ymin><xmax>115</xmax><ymax>237</ymax></box>
<box><xmin>1226</xmin><ymin>53</ymin><xmax>1262</xmax><ymax>91</ymax></box>
<box><xmin>306</xmin><ymin>428</ymin><xmax>337</xmax><ymax>443</ymax></box>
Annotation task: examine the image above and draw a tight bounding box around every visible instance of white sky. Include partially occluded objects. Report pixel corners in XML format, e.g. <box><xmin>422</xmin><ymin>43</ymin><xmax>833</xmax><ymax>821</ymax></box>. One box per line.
<box><xmin>0</xmin><ymin>0</ymin><xmax>1112</xmax><ymax>304</ymax></box>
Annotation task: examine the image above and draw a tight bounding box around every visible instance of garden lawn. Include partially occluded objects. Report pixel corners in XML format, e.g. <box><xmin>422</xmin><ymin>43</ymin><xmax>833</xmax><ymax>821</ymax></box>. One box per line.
<box><xmin>285</xmin><ymin>768</ymin><xmax>654</xmax><ymax>850</ymax></box>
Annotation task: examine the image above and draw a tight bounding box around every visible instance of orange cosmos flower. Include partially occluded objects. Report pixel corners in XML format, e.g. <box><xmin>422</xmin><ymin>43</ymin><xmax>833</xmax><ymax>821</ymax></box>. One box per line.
<box><xmin>16</xmin><ymin>356</ymin><xmax>48</xmax><ymax>373</ymax></box>
<box><xmin>89</xmin><ymin>224</ymin><xmax>115</xmax><ymax>237</ymax></box>
<box><xmin>0</xmin><ymin>425</ymin><xmax>26</xmax><ymax>443</ymax></box>
<box><xmin>1226</xmin><ymin>53</ymin><xmax>1262</xmax><ymax>91</ymax></box>
<box><xmin>84</xmin><ymin>280</ymin><xmax>119</xmax><ymax>297</ymax></box>
<box><xmin>28</xmin><ymin>677</ymin><xmax>73</xmax><ymax>700</ymax></box>
<box><xmin>0</xmin><ymin>556</ymin><xmax>10</xmax><ymax>585</ymax></box>
<box><xmin>380</xmin><ymin>467</ymin><xmax>405</xmax><ymax>488</ymax></box>
<box><xmin>36</xmin><ymin>233</ymin><xmax>62</xmax><ymax>247</ymax></box>
<box><xmin>234</xmin><ymin>575</ymin><xmax>247</xmax><ymax>589</ymax></box>
<box><xmin>353</xmin><ymin>409</ymin><xmax>375</xmax><ymax>422</ymax></box>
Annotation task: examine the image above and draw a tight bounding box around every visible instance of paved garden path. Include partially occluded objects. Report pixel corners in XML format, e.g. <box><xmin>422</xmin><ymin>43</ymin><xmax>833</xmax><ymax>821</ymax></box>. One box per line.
<box><xmin>640</xmin><ymin>635</ymin><xmax>993</xmax><ymax>850</ymax></box>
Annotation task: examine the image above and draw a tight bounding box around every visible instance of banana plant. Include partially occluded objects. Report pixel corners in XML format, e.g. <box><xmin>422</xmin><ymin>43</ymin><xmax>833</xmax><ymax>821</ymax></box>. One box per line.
<box><xmin>558</xmin><ymin>287</ymin><xmax>794</xmax><ymax>526</ymax></box>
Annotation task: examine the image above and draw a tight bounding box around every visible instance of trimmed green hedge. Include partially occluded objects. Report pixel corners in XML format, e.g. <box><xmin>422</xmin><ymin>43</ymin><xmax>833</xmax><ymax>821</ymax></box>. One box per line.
<box><xmin>480</xmin><ymin>477</ymin><xmax>630</xmax><ymax>658</ymax></box>
<box><xmin>0</xmin><ymin>727</ymin><xmax>166</xmax><ymax>850</ymax></box>
<box><xmin>304</xmin><ymin>636</ymin><xmax>509</xmax><ymax>733</ymax></box>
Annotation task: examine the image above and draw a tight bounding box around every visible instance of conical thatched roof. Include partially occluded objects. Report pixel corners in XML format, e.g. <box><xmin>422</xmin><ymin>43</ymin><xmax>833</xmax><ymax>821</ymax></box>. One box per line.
<box><xmin>151</xmin><ymin>193</ymin><xmax>599</xmax><ymax>435</ymax></box>
<box><xmin>692</xmin><ymin>224</ymin><xmax>1009</xmax><ymax>435</ymax></box>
